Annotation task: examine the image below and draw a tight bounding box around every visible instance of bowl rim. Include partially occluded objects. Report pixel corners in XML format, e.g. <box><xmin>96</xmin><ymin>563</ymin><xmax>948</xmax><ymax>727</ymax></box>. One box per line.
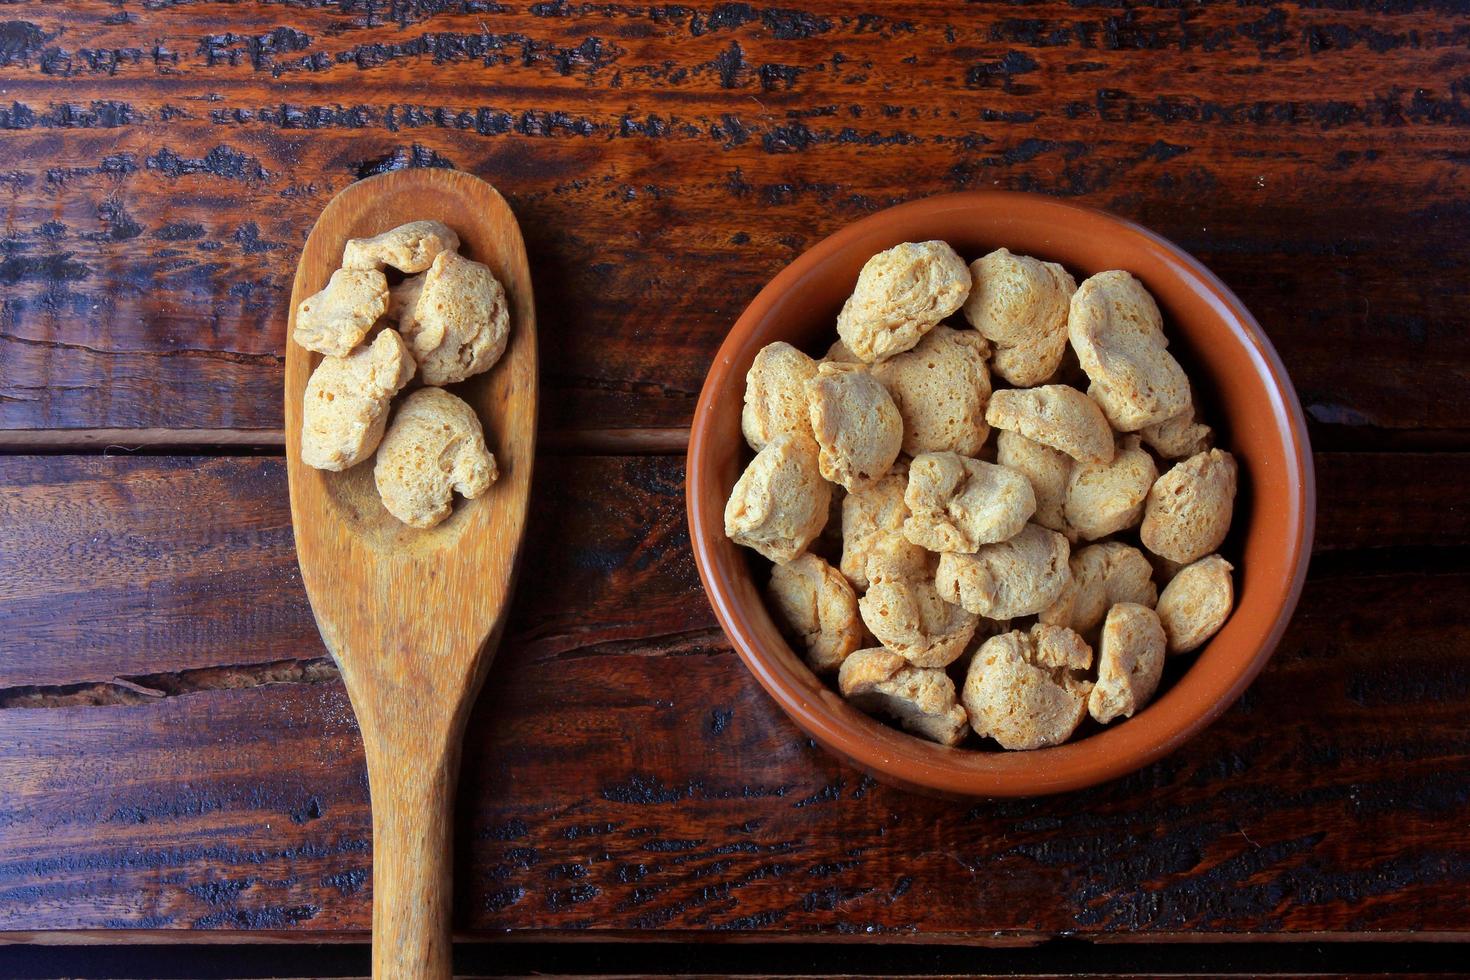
<box><xmin>686</xmin><ymin>191</ymin><xmax>1316</xmax><ymax>798</ymax></box>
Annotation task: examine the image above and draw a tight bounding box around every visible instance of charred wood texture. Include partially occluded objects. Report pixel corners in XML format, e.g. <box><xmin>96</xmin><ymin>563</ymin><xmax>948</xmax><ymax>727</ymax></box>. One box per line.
<box><xmin>0</xmin><ymin>2</ymin><xmax>1465</xmax><ymax>446</ymax></box>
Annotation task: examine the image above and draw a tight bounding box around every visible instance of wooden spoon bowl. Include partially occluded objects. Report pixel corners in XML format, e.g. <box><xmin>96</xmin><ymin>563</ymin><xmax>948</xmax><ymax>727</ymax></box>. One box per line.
<box><xmin>284</xmin><ymin>169</ymin><xmax>537</xmax><ymax>977</ymax></box>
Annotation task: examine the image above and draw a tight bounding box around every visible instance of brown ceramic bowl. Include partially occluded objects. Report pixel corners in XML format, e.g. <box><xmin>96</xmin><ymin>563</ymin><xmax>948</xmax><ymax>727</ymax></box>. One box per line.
<box><xmin>687</xmin><ymin>192</ymin><xmax>1315</xmax><ymax>798</ymax></box>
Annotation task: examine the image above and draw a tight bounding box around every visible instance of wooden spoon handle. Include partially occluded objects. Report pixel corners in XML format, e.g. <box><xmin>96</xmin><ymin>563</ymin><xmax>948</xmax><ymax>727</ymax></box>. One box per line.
<box><xmin>364</xmin><ymin>730</ymin><xmax>460</xmax><ymax>980</ymax></box>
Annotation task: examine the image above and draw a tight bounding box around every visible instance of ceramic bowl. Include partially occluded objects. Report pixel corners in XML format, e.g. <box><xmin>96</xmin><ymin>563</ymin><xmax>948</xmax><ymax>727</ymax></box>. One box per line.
<box><xmin>686</xmin><ymin>192</ymin><xmax>1315</xmax><ymax>797</ymax></box>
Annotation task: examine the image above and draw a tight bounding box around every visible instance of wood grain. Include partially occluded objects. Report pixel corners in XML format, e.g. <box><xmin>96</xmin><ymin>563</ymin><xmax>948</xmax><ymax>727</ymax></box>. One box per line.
<box><xmin>0</xmin><ymin>453</ymin><xmax>1467</xmax><ymax>939</ymax></box>
<box><xmin>1</xmin><ymin>567</ymin><xmax>1466</xmax><ymax>938</ymax></box>
<box><xmin>0</xmin><ymin>452</ymin><xmax>1459</xmax><ymax>691</ymax></box>
<box><xmin>283</xmin><ymin>169</ymin><xmax>537</xmax><ymax>978</ymax></box>
<box><xmin>0</xmin><ymin>1</ymin><xmax>1466</xmax><ymax>446</ymax></box>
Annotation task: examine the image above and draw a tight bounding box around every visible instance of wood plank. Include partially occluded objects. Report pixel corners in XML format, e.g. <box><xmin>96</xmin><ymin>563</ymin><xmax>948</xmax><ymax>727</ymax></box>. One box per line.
<box><xmin>0</xmin><ymin>454</ymin><xmax>706</xmax><ymax>688</ymax></box>
<box><xmin>0</xmin><ymin>565</ymin><xmax>1466</xmax><ymax>938</ymax></box>
<box><xmin>1311</xmin><ymin>453</ymin><xmax>1470</xmax><ymax>554</ymax></box>
<box><xmin>1</xmin><ymin>452</ymin><xmax>1463</xmax><ymax>690</ymax></box>
<box><xmin>0</xmin><ymin>455</ymin><xmax>316</xmax><ymax>689</ymax></box>
<box><xmin>0</xmin><ymin>2</ymin><xmax>1466</xmax><ymax>445</ymax></box>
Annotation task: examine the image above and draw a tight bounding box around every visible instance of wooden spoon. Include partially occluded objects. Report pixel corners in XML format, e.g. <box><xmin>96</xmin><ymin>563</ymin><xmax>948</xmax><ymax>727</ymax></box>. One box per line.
<box><xmin>284</xmin><ymin>169</ymin><xmax>537</xmax><ymax>978</ymax></box>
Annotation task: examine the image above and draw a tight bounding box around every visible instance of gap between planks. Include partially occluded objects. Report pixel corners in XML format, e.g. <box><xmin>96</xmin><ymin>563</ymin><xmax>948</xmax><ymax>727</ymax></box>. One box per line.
<box><xmin>4</xmin><ymin>929</ymin><xmax>1469</xmax><ymax>946</ymax></box>
<box><xmin>0</xmin><ymin>657</ymin><xmax>342</xmax><ymax>712</ymax></box>
<box><xmin>5</xmin><ymin>935</ymin><xmax>1470</xmax><ymax>980</ymax></box>
<box><xmin>0</xmin><ymin>428</ymin><xmax>692</xmax><ymax>456</ymax></box>
<box><xmin>0</xmin><ymin>629</ymin><xmax>733</xmax><ymax>712</ymax></box>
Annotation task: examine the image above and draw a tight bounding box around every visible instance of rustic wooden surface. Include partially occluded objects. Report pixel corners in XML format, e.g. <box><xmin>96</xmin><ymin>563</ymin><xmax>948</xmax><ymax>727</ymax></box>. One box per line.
<box><xmin>0</xmin><ymin>0</ymin><xmax>1467</xmax><ymax>965</ymax></box>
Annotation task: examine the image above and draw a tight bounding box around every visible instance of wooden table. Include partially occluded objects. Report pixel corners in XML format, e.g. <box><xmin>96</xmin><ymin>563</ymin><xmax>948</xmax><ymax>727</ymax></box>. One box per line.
<box><xmin>2</xmin><ymin>0</ymin><xmax>1468</xmax><ymax>971</ymax></box>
